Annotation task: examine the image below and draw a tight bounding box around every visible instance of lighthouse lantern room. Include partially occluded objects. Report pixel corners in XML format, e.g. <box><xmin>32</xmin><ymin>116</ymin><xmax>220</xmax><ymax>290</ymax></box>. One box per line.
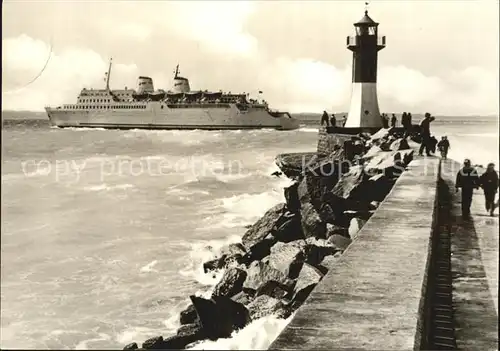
<box><xmin>344</xmin><ymin>9</ymin><xmax>386</xmax><ymax>128</ymax></box>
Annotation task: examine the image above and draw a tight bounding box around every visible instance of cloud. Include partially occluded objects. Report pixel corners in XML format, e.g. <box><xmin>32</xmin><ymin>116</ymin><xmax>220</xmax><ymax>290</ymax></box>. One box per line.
<box><xmin>378</xmin><ymin>65</ymin><xmax>446</xmax><ymax>106</ymax></box>
<box><xmin>161</xmin><ymin>1</ymin><xmax>258</xmax><ymax>57</ymax></box>
<box><xmin>2</xmin><ymin>34</ymin><xmax>138</xmax><ymax>111</ymax></box>
<box><xmin>378</xmin><ymin>64</ymin><xmax>499</xmax><ymax>115</ymax></box>
<box><xmin>256</xmin><ymin>57</ymin><xmax>351</xmax><ymax>112</ymax></box>
<box><xmin>108</xmin><ymin>22</ymin><xmax>152</xmax><ymax>42</ymax></box>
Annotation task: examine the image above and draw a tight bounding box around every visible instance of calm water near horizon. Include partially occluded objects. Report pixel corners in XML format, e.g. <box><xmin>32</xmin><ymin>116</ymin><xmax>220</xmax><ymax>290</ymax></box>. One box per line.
<box><xmin>1</xmin><ymin>112</ymin><xmax>499</xmax><ymax>349</ymax></box>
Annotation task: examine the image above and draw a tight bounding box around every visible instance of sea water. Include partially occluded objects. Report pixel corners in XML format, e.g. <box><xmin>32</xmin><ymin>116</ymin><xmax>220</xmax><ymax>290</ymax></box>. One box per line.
<box><xmin>1</xmin><ymin>113</ymin><xmax>498</xmax><ymax>349</ymax></box>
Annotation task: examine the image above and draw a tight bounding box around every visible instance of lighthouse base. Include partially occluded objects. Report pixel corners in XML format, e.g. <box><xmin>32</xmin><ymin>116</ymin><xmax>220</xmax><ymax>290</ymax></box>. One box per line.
<box><xmin>345</xmin><ymin>82</ymin><xmax>383</xmax><ymax>128</ymax></box>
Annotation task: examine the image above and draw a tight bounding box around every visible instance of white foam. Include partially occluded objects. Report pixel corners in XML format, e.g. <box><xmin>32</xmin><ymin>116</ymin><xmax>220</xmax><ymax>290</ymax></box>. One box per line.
<box><xmin>214</xmin><ymin>172</ymin><xmax>253</xmax><ymax>183</ymax></box>
<box><xmin>218</xmin><ymin>189</ymin><xmax>287</xmax><ymax>223</ymax></box>
<box><xmin>83</xmin><ymin>183</ymin><xmax>134</xmax><ymax>192</ymax></box>
<box><xmin>297</xmin><ymin>127</ymin><xmax>319</xmax><ymax>133</ymax></box>
<box><xmin>166</xmin><ymin>186</ymin><xmax>211</xmax><ymax>196</ymax></box>
<box><xmin>116</xmin><ymin>327</ymin><xmax>154</xmax><ymax>346</ymax></box>
<box><xmin>178</xmin><ymin>235</ymin><xmax>242</xmax><ymax>286</ymax></box>
<box><xmin>188</xmin><ymin>313</ymin><xmax>295</xmax><ymax>350</ymax></box>
<box><xmin>140</xmin><ymin>260</ymin><xmax>158</xmax><ymax>273</ymax></box>
<box><xmin>74</xmin><ymin>333</ymin><xmax>111</xmax><ymax>350</ymax></box>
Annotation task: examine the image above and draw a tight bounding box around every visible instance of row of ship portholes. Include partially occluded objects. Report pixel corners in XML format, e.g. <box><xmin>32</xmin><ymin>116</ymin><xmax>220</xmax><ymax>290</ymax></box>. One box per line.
<box><xmin>65</xmin><ymin>105</ymin><xmax>147</xmax><ymax>110</ymax></box>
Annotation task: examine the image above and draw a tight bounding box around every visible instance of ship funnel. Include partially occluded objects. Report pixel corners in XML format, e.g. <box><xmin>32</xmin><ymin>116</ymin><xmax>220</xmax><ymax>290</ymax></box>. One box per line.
<box><xmin>170</xmin><ymin>65</ymin><xmax>191</xmax><ymax>93</ymax></box>
<box><xmin>136</xmin><ymin>76</ymin><xmax>154</xmax><ymax>94</ymax></box>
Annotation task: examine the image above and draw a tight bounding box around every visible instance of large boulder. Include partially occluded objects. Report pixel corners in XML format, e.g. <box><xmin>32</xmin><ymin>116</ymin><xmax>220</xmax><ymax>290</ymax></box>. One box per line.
<box><xmin>284</xmin><ymin>182</ymin><xmax>300</xmax><ymax>212</ymax></box>
<box><xmin>320</xmin><ymin>192</ymin><xmax>348</xmax><ymax>215</ymax></box>
<box><xmin>212</xmin><ymin>267</ymin><xmax>247</xmax><ymax>298</ymax></box>
<box><xmin>390</xmin><ymin>138</ymin><xmax>410</xmax><ymax>151</ymax></box>
<box><xmin>241</xmin><ymin>203</ymin><xmax>285</xmax><ymax>250</ymax></box>
<box><xmin>331</xmin><ymin>165</ymin><xmax>369</xmax><ymax>201</ymax></box>
<box><xmin>255</xmin><ymin>280</ymin><xmax>290</xmax><ymax>300</ymax></box>
<box><xmin>362</xmin><ymin>145</ymin><xmax>383</xmax><ymax>160</ymax></box>
<box><xmin>246</xmin><ymin>295</ymin><xmax>291</xmax><ymax>320</ymax></box>
<box><xmin>142</xmin><ymin>336</ymin><xmax>164</xmax><ymax>349</ymax></box>
<box><xmin>300</xmin><ymin>202</ymin><xmax>327</xmax><ymax>239</ymax></box>
<box><xmin>270</xmin><ymin>211</ymin><xmax>305</xmax><ymax>243</ymax></box>
<box><xmin>297</xmin><ymin>174</ymin><xmax>324</xmax><ymax>207</ymax></box>
<box><xmin>190</xmin><ymin>295</ymin><xmax>250</xmax><ymax>340</ymax></box>
<box><xmin>275</xmin><ymin>152</ymin><xmax>319</xmax><ymax>179</ymax></box>
<box><xmin>326</xmin><ymin>223</ymin><xmax>349</xmax><ymax>238</ymax></box>
<box><xmin>364</xmin><ymin>150</ymin><xmax>413</xmax><ymax>177</ymax></box>
<box><xmin>401</xmin><ymin>149</ymin><xmax>414</xmax><ymax>165</ymax></box>
<box><xmin>306</xmin><ymin>147</ymin><xmax>348</xmax><ymax>179</ymax></box>
<box><xmin>203</xmin><ymin>255</ymin><xmax>228</xmax><ymax>273</ymax></box>
<box><xmin>179</xmin><ymin>304</ymin><xmax>198</xmax><ymax>325</ymax></box>
<box><xmin>363</xmin><ymin>151</ymin><xmax>397</xmax><ymax>176</ymax></box>
<box><xmin>358</xmin><ymin>132</ymin><xmax>372</xmax><ymax>141</ymax></box>
<box><xmin>343</xmin><ymin>139</ymin><xmax>366</xmax><ymax>161</ymax></box>
<box><xmin>348</xmin><ymin>218</ymin><xmax>367</xmax><ymax>239</ymax></box>
<box><xmin>317</xmin><ymin>251</ymin><xmax>343</xmax><ymax>271</ymax></box>
<box><xmin>160</xmin><ymin>324</ymin><xmax>208</xmax><ymax>350</ymax></box>
<box><xmin>366</xmin><ymin>173</ymin><xmax>394</xmax><ymax>202</ymax></box>
<box><xmin>292</xmin><ymin>263</ymin><xmax>324</xmax><ymax>306</ymax></box>
<box><xmin>123</xmin><ymin>342</ymin><xmax>138</xmax><ymax>350</ymax></box>
<box><xmin>243</xmin><ymin>235</ymin><xmax>278</xmax><ymax>264</ymax></box>
<box><xmin>177</xmin><ymin>323</ymin><xmax>202</xmax><ymax>337</ymax></box>
<box><xmin>231</xmin><ymin>291</ymin><xmax>254</xmax><ymax>305</ymax></box>
<box><xmin>327</xmin><ymin>234</ymin><xmax>352</xmax><ymax>251</ymax></box>
<box><xmin>264</xmin><ymin>241</ymin><xmax>306</xmax><ymax>279</ymax></box>
<box><xmin>370</xmin><ymin>128</ymin><xmax>391</xmax><ymax>142</ymax></box>
<box><xmin>316</xmin><ymin>202</ymin><xmax>336</xmax><ymax>224</ymax></box>
<box><xmin>303</xmin><ymin>238</ymin><xmax>338</xmax><ymax>267</ymax></box>
<box><xmin>220</xmin><ymin>243</ymin><xmax>247</xmax><ymax>257</ymax></box>
<box><xmin>379</xmin><ymin>137</ymin><xmax>397</xmax><ymax>151</ymax></box>
<box><xmin>243</xmin><ymin>261</ymin><xmax>294</xmax><ymax>292</ymax></box>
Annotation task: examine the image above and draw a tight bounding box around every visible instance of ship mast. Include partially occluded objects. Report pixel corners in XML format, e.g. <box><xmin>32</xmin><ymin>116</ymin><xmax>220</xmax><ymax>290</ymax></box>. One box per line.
<box><xmin>105</xmin><ymin>58</ymin><xmax>113</xmax><ymax>90</ymax></box>
<box><xmin>174</xmin><ymin>64</ymin><xmax>179</xmax><ymax>78</ymax></box>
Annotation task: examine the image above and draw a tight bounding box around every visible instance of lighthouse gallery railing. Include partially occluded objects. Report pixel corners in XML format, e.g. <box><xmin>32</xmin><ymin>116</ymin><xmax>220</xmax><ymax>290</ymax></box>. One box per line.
<box><xmin>346</xmin><ymin>36</ymin><xmax>386</xmax><ymax>46</ymax></box>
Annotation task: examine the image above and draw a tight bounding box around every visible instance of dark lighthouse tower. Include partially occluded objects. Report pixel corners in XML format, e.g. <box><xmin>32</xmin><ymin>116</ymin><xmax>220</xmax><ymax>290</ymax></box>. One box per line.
<box><xmin>344</xmin><ymin>9</ymin><xmax>386</xmax><ymax>128</ymax></box>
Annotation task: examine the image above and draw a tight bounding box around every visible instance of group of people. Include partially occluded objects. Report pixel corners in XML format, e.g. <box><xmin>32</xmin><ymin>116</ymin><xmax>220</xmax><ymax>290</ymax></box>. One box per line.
<box><xmin>456</xmin><ymin>160</ymin><xmax>499</xmax><ymax>217</ymax></box>
<box><xmin>380</xmin><ymin>112</ymin><xmax>414</xmax><ymax>130</ymax></box>
<box><xmin>417</xmin><ymin>112</ymin><xmax>498</xmax><ymax>217</ymax></box>
<box><xmin>320</xmin><ymin>111</ymin><xmax>347</xmax><ymax>127</ymax></box>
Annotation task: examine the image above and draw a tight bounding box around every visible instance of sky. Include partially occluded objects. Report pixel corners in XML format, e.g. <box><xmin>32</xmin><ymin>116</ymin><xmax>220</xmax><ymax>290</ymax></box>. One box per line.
<box><xmin>2</xmin><ymin>0</ymin><xmax>499</xmax><ymax>115</ymax></box>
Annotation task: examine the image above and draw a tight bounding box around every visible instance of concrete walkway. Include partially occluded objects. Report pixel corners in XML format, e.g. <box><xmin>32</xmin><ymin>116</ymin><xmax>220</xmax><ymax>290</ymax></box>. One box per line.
<box><xmin>440</xmin><ymin>159</ymin><xmax>498</xmax><ymax>350</ymax></box>
<box><xmin>269</xmin><ymin>157</ymin><xmax>440</xmax><ymax>350</ymax></box>
<box><xmin>470</xmin><ymin>189</ymin><xmax>499</xmax><ymax>314</ymax></box>
<box><xmin>269</xmin><ymin>155</ymin><xmax>498</xmax><ymax>350</ymax></box>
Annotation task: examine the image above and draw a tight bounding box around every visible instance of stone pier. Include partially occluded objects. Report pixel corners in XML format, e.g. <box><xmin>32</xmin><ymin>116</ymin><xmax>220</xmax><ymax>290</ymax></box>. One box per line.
<box><xmin>269</xmin><ymin>156</ymin><xmax>498</xmax><ymax>350</ymax></box>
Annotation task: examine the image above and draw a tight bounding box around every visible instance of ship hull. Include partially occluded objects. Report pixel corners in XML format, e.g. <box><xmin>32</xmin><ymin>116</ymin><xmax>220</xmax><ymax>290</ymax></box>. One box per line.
<box><xmin>46</xmin><ymin>102</ymin><xmax>300</xmax><ymax>131</ymax></box>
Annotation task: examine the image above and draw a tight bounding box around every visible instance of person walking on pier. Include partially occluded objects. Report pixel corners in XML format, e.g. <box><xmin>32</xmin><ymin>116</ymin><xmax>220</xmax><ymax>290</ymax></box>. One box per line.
<box><xmin>321</xmin><ymin>110</ymin><xmax>330</xmax><ymax>126</ymax></box>
<box><xmin>381</xmin><ymin>113</ymin><xmax>389</xmax><ymax>128</ymax></box>
<box><xmin>418</xmin><ymin>112</ymin><xmax>435</xmax><ymax>156</ymax></box>
<box><xmin>391</xmin><ymin>113</ymin><xmax>397</xmax><ymax>128</ymax></box>
<box><xmin>429</xmin><ymin>136</ymin><xmax>438</xmax><ymax>155</ymax></box>
<box><xmin>330</xmin><ymin>114</ymin><xmax>337</xmax><ymax>127</ymax></box>
<box><xmin>455</xmin><ymin>159</ymin><xmax>480</xmax><ymax>218</ymax></box>
<box><xmin>479</xmin><ymin>163</ymin><xmax>499</xmax><ymax>216</ymax></box>
<box><xmin>401</xmin><ymin>112</ymin><xmax>408</xmax><ymax>128</ymax></box>
<box><xmin>437</xmin><ymin>136</ymin><xmax>450</xmax><ymax>159</ymax></box>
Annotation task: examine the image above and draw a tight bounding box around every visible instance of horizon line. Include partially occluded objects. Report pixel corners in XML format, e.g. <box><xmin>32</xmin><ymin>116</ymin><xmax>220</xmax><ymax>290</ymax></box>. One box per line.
<box><xmin>2</xmin><ymin>109</ymin><xmax>499</xmax><ymax>119</ymax></box>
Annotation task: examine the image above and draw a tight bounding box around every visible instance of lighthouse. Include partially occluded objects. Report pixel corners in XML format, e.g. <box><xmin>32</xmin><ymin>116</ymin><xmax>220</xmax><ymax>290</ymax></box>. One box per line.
<box><xmin>344</xmin><ymin>9</ymin><xmax>386</xmax><ymax>128</ymax></box>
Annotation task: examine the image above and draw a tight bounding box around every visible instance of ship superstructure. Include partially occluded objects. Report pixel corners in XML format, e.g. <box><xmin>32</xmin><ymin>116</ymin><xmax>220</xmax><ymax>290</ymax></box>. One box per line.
<box><xmin>45</xmin><ymin>60</ymin><xmax>299</xmax><ymax>130</ymax></box>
